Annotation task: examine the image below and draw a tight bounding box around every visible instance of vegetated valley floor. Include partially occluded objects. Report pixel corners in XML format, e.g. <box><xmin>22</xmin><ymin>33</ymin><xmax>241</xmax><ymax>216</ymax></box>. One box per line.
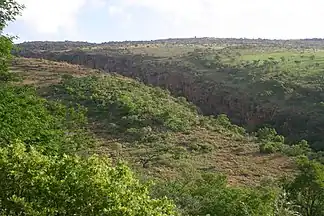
<box><xmin>11</xmin><ymin>57</ymin><xmax>294</xmax><ymax>186</ymax></box>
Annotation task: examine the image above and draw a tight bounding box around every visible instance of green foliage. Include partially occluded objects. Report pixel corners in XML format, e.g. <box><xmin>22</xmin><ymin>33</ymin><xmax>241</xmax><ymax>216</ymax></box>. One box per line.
<box><xmin>199</xmin><ymin>114</ymin><xmax>246</xmax><ymax>136</ymax></box>
<box><xmin>51</xmin><ymin>75</ymin><xmax>246</xmax><ymax>166</ymax></box>
<box><xmin>0</xmin><ymin>0</ymin><xmax>24</xmax><ymax>81</ymax></box>
<box><xmin>273</xmin><ymin>191</ymin><xmax>302</xmax><ymax>216</ymax></box>
<box><xmin>257</xmin><ymin>127</ymin><xmax>284</xmax><ymax>153</ymax></box>
<box><xmin>257</xmin><ymin>127</ymin><xmax>285</xmax><ymax>143</ymax></box>
<box><xmin>0</xmin><ymin>0</ymin><xmax>24</xmax><ymax>29</ymax></box>
<box><xmin>0</xmin><ymin>141</ymin><xmax>177</xmax><ymax>216</ymax></box>
<box><xmin>153</xmin><ymin>172</ymin><xmax>280</xmax><ymax>216</ymax></box>
<box><xmin>214</xmin><ymin>114</ymin><xmax>246</xmax><ymax>135</ymax></box>
<box><xmin>10</xmin><ymin>32</ymin><xmax>324</xmax><ymax>215</ymax></box>
<box><xmin>15</xmin><ymin>39</ymin><xmax>324</xmax><ymax>153</ymax></box>
<box><xmin>282</xmin><ymin>140</ymin><xmax>311</xmax><ymax>157</ymax></box>
<box><xmin>0</xmin><ymin>35</ymin><xmax>15</xmax><ymax>81</ymax></box>
<box><xmin>57</xmin><ymin>75</ymin><xmax>200</xmax><ymax>133</ymax></box>
<box><xmin>309</xmin><ymin>151</ymin><xmax>324</xmax><ymax>164</ymax></box>
<box><xmin>257</xmin><ymin>128</ymin><xmax>312</xmax><ymax>156</ymax></box>
<box><xmin>259</xmin><ymin>141</ymin><xmax>284</xmax><ymax>154</ymax></box>
<box><xmin>283</xmin><ymin>157</ymin><xmax>324</xmax><ymax>216</ymax></box>
<box><xmin>0</xmin><ymin>84</ymin><xmax>93</xmax><ymax>154</ymax></box>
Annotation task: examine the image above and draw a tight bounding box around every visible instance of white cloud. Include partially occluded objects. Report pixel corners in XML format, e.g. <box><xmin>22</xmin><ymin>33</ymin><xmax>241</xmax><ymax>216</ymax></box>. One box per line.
<box><xmin>107</xmin><ymin>4</ymin><xmax>132</xmax><ymax>29</ymax></box>
<box><xmin>109</xmin><ymin>0</ymin><xmax>324</xmax><ymax>39</ymax></box>
<box><xmin>15</xmin><ymin>0</ymin><xmax>106</xmax><ymax>35</ymax></box>
<box><xmin>10</xmin><ymin>0</ymin><xmax>324</xmax><ymax>40</ymax></box>
<box><xmin>89</xmin><ymin>0</ymin><xmax>106</xmax><ymax>8</ymax></box>
<box><xmin>108</xmin><ymin>5</ymin><xmax>124</xmax><ymax>16</ymax></box>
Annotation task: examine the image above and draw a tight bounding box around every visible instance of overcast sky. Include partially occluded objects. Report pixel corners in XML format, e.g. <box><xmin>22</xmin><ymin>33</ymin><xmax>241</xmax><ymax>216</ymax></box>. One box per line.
<box><xmin>3</xmin><ymin>0</ymin><xmax>324</xmax><ymax>43</ymax></box>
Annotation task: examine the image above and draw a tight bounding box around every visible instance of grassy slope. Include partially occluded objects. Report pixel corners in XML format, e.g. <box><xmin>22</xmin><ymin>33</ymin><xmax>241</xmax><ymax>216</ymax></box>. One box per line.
<box><xmin>15</xmin><ymin>40</ymin><xmax>324</xmax><ymax>151</ymax></box>
<box><xmin>11</xmin><ymin>57</ymin><xmax>294</xmax><ymax>186</ymax></box>
<box><xmin>114</xmin><ymin>43</ymin><xmax>324</xmax><ymax>149</ymax></box>
<box><xmin>202</xmin><ymin>47</ymin><xmax>324</xmax><ymax>145</ymax></box>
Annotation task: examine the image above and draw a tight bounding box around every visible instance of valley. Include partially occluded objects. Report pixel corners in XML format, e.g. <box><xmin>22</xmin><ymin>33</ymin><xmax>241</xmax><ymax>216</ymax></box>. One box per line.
<box><xmin>3</xmin><ymin>37</ymin><xmax>324</xmax><ymax>215</ymax></box>
<box><xmin>2</xmin><ymin>0</ymin><xmax>324</xmax><ymax>214</ymax></box>
<box><xmin>15</xmin><ymin>39</ymin><xmax>324</xmax><ymax>151</ymax></box>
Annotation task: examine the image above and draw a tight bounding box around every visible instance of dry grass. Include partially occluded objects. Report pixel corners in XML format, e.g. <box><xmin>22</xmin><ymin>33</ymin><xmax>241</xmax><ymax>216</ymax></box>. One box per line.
<box><xmin>11</xmin><ymin>57</ymin><xmax>98</xmax><ymax>86</ymax></box>
<box><xmin>10</xmin><ymin>57</ymin><xmax>295</xmax><ymax>186</ymax></box>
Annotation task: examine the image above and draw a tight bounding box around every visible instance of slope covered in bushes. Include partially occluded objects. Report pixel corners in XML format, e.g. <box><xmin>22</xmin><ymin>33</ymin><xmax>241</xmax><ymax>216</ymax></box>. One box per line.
<box><xmin>3</xmin><ymin>1</ymin><xmax>324</xmax><ymax>214</ymax></box>
<box><xmin>0</xmin><ymin>77</ymin><xmax>176</xmax><ymax>215</ymax></box>
<box><xmin>4</xmin><ymin>56</ymin><xmax>324</xmax><ymax>216</ymax></box>
<box><xmin>0</xmin><ymin>84</ymin><xmax>92</xmax><ymax>154</ymax></box>
<box><xmin>15</xmin><ymin>40</ymin><xmax>324</xmax><ymax>153</ymax></box>
<box><xmin>7</xmin><ymin>57</ymin><xmax>296</xmax><ymax>215</ymax></box>
<box><xmin>12</xmin><ymin>57</ymin><xmax>296</xmax><ymax>185</ymax></box>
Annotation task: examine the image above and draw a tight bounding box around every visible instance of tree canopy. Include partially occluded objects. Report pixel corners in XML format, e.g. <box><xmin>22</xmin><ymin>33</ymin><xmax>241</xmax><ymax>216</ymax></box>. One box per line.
<box><xmin>0</xmin><ymin>1</ymin><xmax>177</xmax><ymax>215</ymax></box>
<box><xmin>0</xmin><ymin>0</ymin><xmax>24</xmax><ymax>81</ymax></box>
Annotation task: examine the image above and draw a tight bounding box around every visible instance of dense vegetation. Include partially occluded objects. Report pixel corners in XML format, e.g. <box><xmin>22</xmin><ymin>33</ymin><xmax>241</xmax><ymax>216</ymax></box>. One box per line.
<box><xmin>0</xmin><ymin>142</ymin><xmax>176</xmax><ymax>215</ymax></box>
<box><xmin>15</xmin><ymin>39</ymin><xmax>324</xmax><ymax>154</ymax></box>
<box><xmin>2</xmin><ymin>0</ymin><xmax>324</xmax><ymax>215</ymax></box>
<box><xmin>10</xmin><ymin>58</ymin><xmax>324</xmax><ymax>216</ymax></box>
<box><xmin>0</xmin><ymin>1</ymin><xmax>176</xmax><ymax>215</ymax></box>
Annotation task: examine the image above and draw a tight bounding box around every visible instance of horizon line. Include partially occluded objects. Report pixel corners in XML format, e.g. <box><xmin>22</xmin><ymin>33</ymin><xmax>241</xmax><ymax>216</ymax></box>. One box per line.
<box><xmin>15</xmin><ymin>37</ymin><xmax>324</xmax><ymax>45</ymax></box>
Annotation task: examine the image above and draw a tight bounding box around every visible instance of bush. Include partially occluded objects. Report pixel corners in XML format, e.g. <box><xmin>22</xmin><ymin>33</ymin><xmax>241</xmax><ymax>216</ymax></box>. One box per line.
<box><xmin>282</xmin><ymin>157</ymin><xmax>324</xmax><ymax>216</ymax></box>
<box><xmin>215</xmin><ymin>114</ymin><xmax>246</xmax><ymax>135</ymax></box>
<box><xmin>257</xmin><ymin>127</ymin><xmax>284</xmax><ymax>143</ymax></box>
<box><xmin>56</xmin><ymin>75</ymin><xmax>200</xmax><ymax>134</ymax></box>
<box><xmin>282</xmin><ymin>140</ymin><xmax>311</xmax><ymax>157</ymax></box>
<box><xmin>257</xmin><ymin>127</ymin><xmax>285</xmax><ymax>154</ymax></box>
<box><xmin>152</xmin><ymin>172</ymin><xmax>279</xmax><ymax>216</ymax></box>
<box><xmin>308</xmin><ymin>151</ymin><xmax>324</xmax><ymax>164</ymax></box>
<box><xmin>0</xmin><ymin>84</ymin><xmax>92</xmax><ymax>154</ymax></box>
<box><xmin>0</xmin><ymin>141</ymin><xmax>177</xmax><ymax>216</ymax></box>
<box><xmin>260</xmin><ymin>141</ymin><xmax>284</xmax><ymax>154</ymax></box>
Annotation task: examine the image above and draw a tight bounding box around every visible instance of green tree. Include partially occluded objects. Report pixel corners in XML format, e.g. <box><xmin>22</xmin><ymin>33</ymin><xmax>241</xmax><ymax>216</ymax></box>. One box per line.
<box><xmin>0</xmin><ymin>0</ymin><xmax>24</xmax><ymax>81</ymax></box>
<box><xmin>153</xmin><ymin>172</ymin><xmax>279</xmax><ymax>216</ymax></box>
<box><xmin>257</xmin><ymin>127</ymin><xmax>284</xmax><ymax>154</ymax></box>
<box><xmin>0</xmin><ymin>85</ymin><xmax>93</xmax><ymax>154</ymax></box>
<box><xmin>0</xmin><ymin>3</ymin><xmax>177</xmax><ymax>215</ymax></box>
<box><xmin>0</xmin><ymin>141</ymin><xmax>177</xmax><ymax>215</ymax></box>
<box><xmin>283</xmin><ymin>157</ymin><xmax>324</xmax><ymax>216</ymax></box>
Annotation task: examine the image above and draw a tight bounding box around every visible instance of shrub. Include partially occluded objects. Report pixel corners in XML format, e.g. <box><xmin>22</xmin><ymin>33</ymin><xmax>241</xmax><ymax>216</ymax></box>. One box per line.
<box><xmin>282</xmin><ymin>140</ymin><xmax>311</xmax><ymax>157</ymax></box>
<box><xmin>257</xmin><ymin>127</ymin><xmax>284</xmax><ymax>143</ymax></box>
<box><xmin>0</xmin><ymin>0</ymin><xmax>24</xmax><ymax>82</ymax></box>
<box><xmin>215</xmin><ymin>114</ymin><xmax>246</xmax><ymax>135</ymax></box>
<box><xmin>282</xmin><ymin>157</ymin><xmax>324</xmax><ymax>216</ymax></box>
<box><xmin>260</xmin><ymin>141</ymin><xmax>284</xmax><ymax>154</ymax></box>
<box><xmin>56</xmin><ymin>75</ymin><xmax>199</xmax><ymax>134</ymax></box>
<box><xmin>257</xmin><ymin>127</ymin><xmax>285</xmax><ymax>154</ymax></box>
<box><xmin>308</xmin><ymin>151</ymin><xmax>324</xmax><ymax>164</ymax></box>
<box><xmin>0</xmin><ymin>84</ymin><xmax>92</xmax><ymax>154</ymax></box>
<box><xmin>0</xmin><ymin>141</ymin><xmax>177</xmax><ymax>216</ymax></box>
<box><xmin>152</xmin><ymin>172</ymin><xmax>279</xmax><ymax>216</ymax></box>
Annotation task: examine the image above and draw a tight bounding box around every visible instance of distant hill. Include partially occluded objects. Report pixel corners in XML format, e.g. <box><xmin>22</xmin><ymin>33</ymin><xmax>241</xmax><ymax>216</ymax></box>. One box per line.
<box><xmin>11</xmin><ymin>44</ymin><xmax>324</xmax><ymax>215</ymax></box>
<box><xmin>17</xmin><ymin>37</ymin><xmax>324</xmax><ymax>50</ymax></box>
<box><xmin>14</xmin><ymin>38</ymin><xmax>324</xmax><ymax>152</ymax></box>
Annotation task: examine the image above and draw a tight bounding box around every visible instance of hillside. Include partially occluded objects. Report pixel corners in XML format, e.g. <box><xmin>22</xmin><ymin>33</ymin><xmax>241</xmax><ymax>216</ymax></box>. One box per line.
<box><xmin>10</xmin><ymin>57</ymin><xmax>294</xmax><ymax>186</ymax></box>
<box><xmin>3</xmin><ymin>0</ymin><xmax>324</xmax><ymax>213</ymax></box>
<box><xmin>14</xmin><ymin>38</ymin><xmax>324</xmax><ymax>153</ymax></box>
<box><xmin>9</xmin><ymin>38</ymin><xmax>324</xmax><ymax>215</ymax></box>
<box><xmin>8</xmin><ymin>56</ymin><xmax>311</xmax><ymax>215</ymax></box>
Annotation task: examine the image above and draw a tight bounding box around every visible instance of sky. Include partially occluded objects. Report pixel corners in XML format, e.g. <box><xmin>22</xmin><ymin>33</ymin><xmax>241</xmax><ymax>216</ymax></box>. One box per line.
<box><xmin>3</xmin><ymin>0</ymin><xmax>324</xmax><ymax>43</ymax></box>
